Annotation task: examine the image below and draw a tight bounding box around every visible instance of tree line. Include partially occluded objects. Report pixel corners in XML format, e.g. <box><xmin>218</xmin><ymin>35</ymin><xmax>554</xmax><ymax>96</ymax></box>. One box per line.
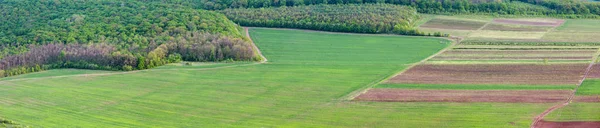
<box><xmin>0</xmin><ymin>32</ymin><xmax>255</xmax><ymax>77</ymax></box>
<box><xmin>0</xmin><ymin>0</ymin><xmax>257</xmax><ymax>77</ymax></box>
<box><xmin>151</xmin><ymin>0</ymin><xmax>600</xmax><ymax>17</ymax></box>
<box><xmin>221</xmin><ymin>4</ymin><xmax>446</xmax><ymax>36</ymax></box>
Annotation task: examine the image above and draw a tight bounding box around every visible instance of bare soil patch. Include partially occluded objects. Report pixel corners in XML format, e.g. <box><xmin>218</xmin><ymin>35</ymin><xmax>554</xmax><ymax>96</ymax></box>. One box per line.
<box><xmin>493</xmin><ymin>19</ymin><xmax>565</xmax><ymax>27</ymax></box>
<box><xmin>442</xmin><ymin>50</ymin><xmax>596</xmax><ymax>55</ymax></box>
<box><xmin>574</xmin><ymin>96</ymin><xmax>600</xmax><ymax>102</ymax></box>
<box><xmin>420</xmin><ymin>18</ymin><xmax>487</xmax><ymax>30</ymax></box>
<box><xmin>586</xmin><ymin>64</ymin><xmax>600</xmax><ymax>78</ymax></box>
<box><xmin>482</xmin><ymin>23</ymin><xmax>552</xmax><ymax>32</ymax></box>
<box><xmin>355</xmin><ymin>89</ymin><xmax>571</xmax><ymax>103</ymax></box>
<box><xmin>432</xmin><ymin>56</ymin><xmax>591</xmax><ymax>61</ymax></box>
<box><xmin>388</xmin><ymin>64</ymin><xmax>588</xmax><ymax>85</ymax></box>
<box><xmin>534</xmin><ymin>120</ymin><xmax>600</xmax><ymax>128</ymax></box>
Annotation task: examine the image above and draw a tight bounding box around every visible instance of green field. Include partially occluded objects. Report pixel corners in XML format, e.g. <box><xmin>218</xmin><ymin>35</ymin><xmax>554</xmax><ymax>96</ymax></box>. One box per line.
<box><xmin>545</xmin><ymin>103</ymin><xmax>600</xmax><ymax>121</ymax></box>
<box><xmin>578</xmin><ymin>79</ymin><xmax>600</xmax><ymax>95</ymax></box>
<box><xmin>0</xmin><ymin>69</ymin><xmax>113</xmax><ymax>81</ymax></box>
<box><xmin>0</xmin><ymin>28</ymin><xmax>560</xmax><ymax>127</ymax></box>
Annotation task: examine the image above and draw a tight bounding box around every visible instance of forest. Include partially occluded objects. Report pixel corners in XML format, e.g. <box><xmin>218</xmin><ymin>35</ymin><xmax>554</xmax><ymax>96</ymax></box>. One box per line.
<box><xmin>0</xmin><ymin>0</ymin><xmax>257</xmax><ymax>77</ymax></box>
<box><xmin>154</xmin><ymin>0</ymin><xmax>600</xmax><ymax>17</ymax></box>
<box><xmin>221</xmin><ymin>4</ymin><xmax>440</xmax><ymax>36</ymax></box>
<box><xmin>3</xmin><ymin>0</ymin><xmax>600</xmax><ymax>77</ymax></box>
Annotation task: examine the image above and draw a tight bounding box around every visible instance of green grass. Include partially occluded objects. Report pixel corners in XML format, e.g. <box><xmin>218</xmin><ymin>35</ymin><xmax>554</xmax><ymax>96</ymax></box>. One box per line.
<box><xmin>556</xmin><ymin>19</ymin><xmax>600</xmax><ymax>32</ymax></box>
<box><xmin>0</xmin><ymin>28</ymin><xmax>557</xmax><ymax>127</ymax></box>
<box><xmin>577</xmin><ymin>79</ymin><xmax>600</xmax><ymax>95</ymax></box>
<box><xmin>0</xmin><ymin>69</ymin><xmax>113</xmax><ymax>81</ymax></box>
<box><xmin>376</xmin><ymin>83</ymin><xmax>575</xmax><ymax>90</ymax></box>
<box><xmin>545</xmin><ymin>103</ymin><xmax>600</xmax><ymax>121</ymax></box>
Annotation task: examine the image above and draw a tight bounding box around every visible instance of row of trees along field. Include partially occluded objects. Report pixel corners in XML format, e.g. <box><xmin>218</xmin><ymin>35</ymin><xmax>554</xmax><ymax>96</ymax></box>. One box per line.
<box><xmin>221</xmin><ymin>4</ymin><xmax>445</xmax><ymax>36</ymax></box>
<box><xmin>154</xmin><ymin>0</ymin><xmax>600</xmax><ymax>17</ymax></box>
<box><xmin>0</xmin><ymin>0</ymin><xmax>257</xmax><ymax>78</ymax></box>
<box><xmin>518</xmin><ymin>0</ymin><xmax>600</xmax><ymax>16</ymax></box>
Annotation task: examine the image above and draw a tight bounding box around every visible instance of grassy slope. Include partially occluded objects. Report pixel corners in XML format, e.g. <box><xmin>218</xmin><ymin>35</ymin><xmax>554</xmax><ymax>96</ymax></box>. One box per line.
<box><xmin>0</xmin><ymin>28</ymin><xmax>554</xmax><ymax>127</ymax></box>
<box><xmin>0</xmin><ymin>69</ymin><xmax>113</xmax><ymax>81</ymax></box>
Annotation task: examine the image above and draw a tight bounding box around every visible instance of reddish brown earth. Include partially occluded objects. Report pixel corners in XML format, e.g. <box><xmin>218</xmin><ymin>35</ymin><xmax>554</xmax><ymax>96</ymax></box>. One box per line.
<box><xmin>482</xmin><ymin>23</ymin><xmax>553</xmax><ymax>32</ymax></box>
<box><xmin>355</xmin><ymin>89</ymin><xmax>572</xmax><ymax>103</ymax></box>
<box><xmin>534</xmin><ymin>120</ymin><xmax>600</xmax><ymax>128</ymax></box>
<box><xmin>442</xmin><ymin>50</ymin><xmax>596</xmax><ymax>55</ymax></box>
<box><xmin>587</xmin><ymin>64</ymin><xmax>600</xmax><ymax>78</ymax></box>
<box><xmin>432</xmin><ymin>56</ymin><xmax>591</xmax><ymax>60</ymax></box>
<box><xmin>493</xmin><ymin>19</ymin><xmax>565</xmax><ymax>27</ymax></box>
<box><xmin>388</xmin><ymin>64</ymin><xmax>588</xmax><ymax>85</ymax></box>
<box><xmin>420</xmin><ymin>19</ymin><xmax>487</xmax><ymax>30</ymax></box>
<box><xmin>574</xmin><ymin>96</ymin><xmax>600</xmax><ymax>102</ymax></box>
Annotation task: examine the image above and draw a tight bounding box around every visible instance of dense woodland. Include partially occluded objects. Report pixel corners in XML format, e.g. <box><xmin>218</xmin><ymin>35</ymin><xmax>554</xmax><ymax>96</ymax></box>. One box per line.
<box><xmin>3</xmin><ymin>0</ymin><xmax>600</xmax><ymax>77</ymax></box>
<box><xmin>0</xmin><ymin>0</ymin><xmax>257</xmax><ymax>77</ymax></box>
<box><xmin>221</xmin><ymin>4</ymin><xmax>440</xmax><ymax>36</ymax></box>
<box><xmin>155</xmin><ymin>0</ymin><xmax>600</xmax><ymax>17</ymax></box>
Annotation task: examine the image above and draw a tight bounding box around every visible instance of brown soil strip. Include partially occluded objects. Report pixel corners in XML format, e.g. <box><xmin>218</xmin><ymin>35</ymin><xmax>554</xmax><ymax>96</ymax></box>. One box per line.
<box><xmin>534</xmin><ymin>120</ymin><xmax>600</xmax><ymax>128</ymax></box>
<box><xmin>574</xmin><ymin>96</ymin><xmax>600</xmax><ymax>102</ymax></box>
<box><xmin>420</xmin><ymin>18</ymin><xmax>487</xmax><ymax>30</ymax></box>
<box><xmin>493</xmin><ymin>19</ymin><xmax>565</xmax><ymax>27</ymax></box>
<box><xmin>387</xmin><ymin>64</ymin><xmax>588</xmax><ymax>85</ymax></box>
<box><xmin>355</xmin><ymin>89</ymin><xmax>572</xmax><ymax>103</ymax></box>
<box><xmin>432</xmin><ymin>56</ymin><xmax>592</xmax><ymax>60</ymax></box>
<box><xmin>587</xmin><ymin>64</ymin><xmax>600</xmax><ymax>78</ymax></box>
<box><xmin>482</xmin><ymin>23</ymin><xmax>553</xmax><ymax>32</ymax></box>
<box><xmin>443</xmin><ymin>50</ymin><xmax>597</xmax><ymax>55</ymax></box>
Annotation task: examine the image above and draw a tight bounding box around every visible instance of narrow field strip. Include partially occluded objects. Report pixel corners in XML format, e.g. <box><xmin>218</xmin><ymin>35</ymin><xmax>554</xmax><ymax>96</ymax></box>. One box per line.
<box><xmin>376</xmin><ymin>83</ymin><xmax>575</xmax><ymax>90</ymax></box>
<box><xmin>535</xmin><ymin>120</ymin><xmax>600</xmax><ymax>128</ymax></box>
<box><xmin>420</xmin><ymin>18</ymin><xmax>488</xmax><ymax>30</ymax></box>
<box><xmin>574</xmin><ymin>96</ymin><xmax>600</xmax><ymax>102</ymax></box>
<box><xmin>0</xmin><ymin>62</ymin><xmax>261</xmax><ymax>84</ymax></box>
<box><xmin>492</xmin><ymin>19</ymin><xmax>565</xmax><ymax>27</ymax></box>
<box><xmin>354</xmin><ymin>89</ymin><xmax>572</xmax><ymax>103</ymax></box>
<box><xmin>387</xmin><ymin>64</ymin><xmax>588</xmax><ymax>85</ymax></box>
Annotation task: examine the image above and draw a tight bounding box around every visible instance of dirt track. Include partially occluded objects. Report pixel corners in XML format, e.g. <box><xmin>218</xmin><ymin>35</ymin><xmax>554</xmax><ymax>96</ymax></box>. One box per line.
<box><xmin>355</xmin><ymin>89</ymin><xmax>572</xmax><ymax>103</ymax></box>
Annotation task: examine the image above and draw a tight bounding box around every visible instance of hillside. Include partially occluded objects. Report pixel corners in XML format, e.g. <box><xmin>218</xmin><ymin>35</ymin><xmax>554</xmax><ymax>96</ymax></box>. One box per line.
<box><xmin>0</xmin><ymin>0</ymin><xmax>257</xmax><ymax>77</ymax></box>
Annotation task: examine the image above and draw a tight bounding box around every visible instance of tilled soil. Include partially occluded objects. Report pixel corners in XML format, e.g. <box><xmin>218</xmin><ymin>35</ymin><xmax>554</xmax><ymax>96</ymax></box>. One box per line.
<box><xmin>432</xmin><ymin>56</ymin><xmax>592</xmax><ymax>60</ymax></box>
<box><xmin>420</xmin><ymin>18</ymin><xmax>487</xmax><ymax>30</ymax></box>
<box><xmin>493</xmin><ymin>19</ymin><xmax>565</xmax><ymax>27</ymax></box>
<box><xmin>355</xmin><ymin>89</ymin><xmax>572</xmax><ymax>103</ymax></box>
<box><xmin>387</xmin><ymin>64</ymin><xmax>588</xmax><ymax>85</ymax></box>
<box><xmin>442</xmin><ymin>50</ymin><xmax>597</xmax><ymax>55</ymax></box>
<box><xmin>534</xmin><ymin>120</ymin><xmax>600</xmax><ymax>128</ymax></box>
<box><xmin>587</xmin><ymin>64</ymin><xmax>600</xmax><ymax>78</ymax></box>
<box><xmin>574</xmin><ymin>96</ymin><xmax>600</xmax><ymax>102</ymax></box>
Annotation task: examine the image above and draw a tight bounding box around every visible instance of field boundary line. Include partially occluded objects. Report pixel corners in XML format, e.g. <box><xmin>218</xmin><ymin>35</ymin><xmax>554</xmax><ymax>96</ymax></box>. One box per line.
<box><xmin>245</xmin><ymin>27</ymin><xmax>268</xmax><ymax>63</ymax></box>
<box><xmin>0</xmin><ymin>62</ymin><xmax>261</xmax><ymax>84</ymax></box>
<box><xmin>530</xmin><ymin>48</ymin><xmax>600</xmax><ymax>128</ymax></box>
<box><xmin>339</xmin><ymin>39</ymin><xmax>458</xmax><ymax>101</ymax></box>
